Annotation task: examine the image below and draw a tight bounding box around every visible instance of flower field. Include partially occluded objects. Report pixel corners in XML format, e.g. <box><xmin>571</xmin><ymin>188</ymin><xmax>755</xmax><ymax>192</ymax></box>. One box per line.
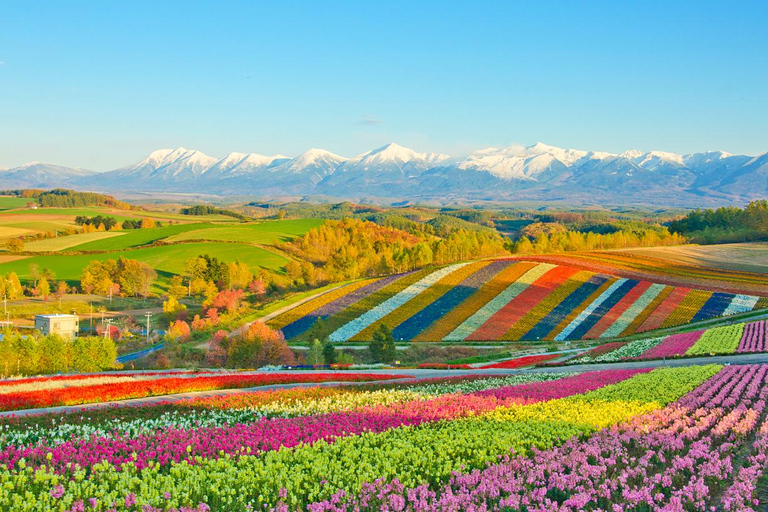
<box><xmin>3</xmin><ymin>364</ymin><xmax>760</xmax><ymax>510</ymax></box>
<box><xmin>0</xmin><ymin>372</ymin><xmax>404</xmax><ymax>412</ymax></box>
<box><xmin>268</xmin><ymin>259</ymin><xmax>765</xmax><ymax>342</ymax></box>
<box><xmin>566</xmin><ymin>319</ymin><xmax>768</xmax><ymax>363</ymax></box>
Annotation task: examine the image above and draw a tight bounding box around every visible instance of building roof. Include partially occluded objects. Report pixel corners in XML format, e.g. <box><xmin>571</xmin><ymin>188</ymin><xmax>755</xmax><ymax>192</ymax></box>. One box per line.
<box><xmin>35</xmin><ymin>314</ymin><xmax>79</xmax><ymax>319</ymax></box>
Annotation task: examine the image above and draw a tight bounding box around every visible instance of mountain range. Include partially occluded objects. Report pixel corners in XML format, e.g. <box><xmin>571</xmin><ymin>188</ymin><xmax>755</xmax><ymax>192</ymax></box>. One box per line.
<box><xmin>2</xmin><ymin>142</ymin><xmax>767</xmax><ymax>206</ymax></box>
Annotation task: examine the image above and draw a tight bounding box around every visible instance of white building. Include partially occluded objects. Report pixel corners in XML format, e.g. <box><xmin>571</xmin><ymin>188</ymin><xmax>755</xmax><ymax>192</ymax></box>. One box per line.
<box><xmin>35</xmin><ymin>314</ymin><xmax>79</xmax><ymax>339</ymax></box>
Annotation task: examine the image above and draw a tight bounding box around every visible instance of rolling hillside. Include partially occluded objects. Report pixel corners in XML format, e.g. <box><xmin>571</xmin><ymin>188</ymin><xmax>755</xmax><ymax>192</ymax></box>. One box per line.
<box><xmin>269</xmin><ymin>259</ymin><xmax>768</xmax><ymax>342</ymax></box>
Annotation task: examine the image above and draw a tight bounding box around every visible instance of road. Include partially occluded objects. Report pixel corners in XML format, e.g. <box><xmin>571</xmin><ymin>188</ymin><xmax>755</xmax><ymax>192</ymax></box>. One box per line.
<box><xmin>5</xmin><ymin>352</ymin><xmax>768</xmax><ymax>418</ymax></box>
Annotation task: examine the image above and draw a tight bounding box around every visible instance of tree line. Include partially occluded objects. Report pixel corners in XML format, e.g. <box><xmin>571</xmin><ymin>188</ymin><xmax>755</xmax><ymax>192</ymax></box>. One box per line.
<box><xmin>669</xmin><ymin>200</ymin><xmax>768</xmax><ymax>243</ymax></box>
<box><xmin>0</xmin><ymin>333</ymin><xmax>116</xmax><ymax>376</ymax></box>
<box><xmin>509</xmin><ymin>223</ymin><xmax>686</xmax><ymax>254</ymax></box>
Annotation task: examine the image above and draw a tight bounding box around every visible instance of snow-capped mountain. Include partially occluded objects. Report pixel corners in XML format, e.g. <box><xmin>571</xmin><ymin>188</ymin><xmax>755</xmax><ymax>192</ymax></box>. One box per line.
<box><xmin>97</xmin><ymin>147</ymin><xmax>218</xmax><ymax>186</ymax></box>
<box><xmin>0</xmin><ymin>162</ymin><xmax>96</xmax><ymax>188</ymax></box>
<box><xmin>318</xmin><ymin>143</ymin><xmax>450</xmax><ymax>195</ymax></box>
<box><xmin>202</xmin><ymin>152</ymin><xmax>290</xmax><ymax>181</ymax></box>
<box><xmin>4</xmin><ymin>142</ymin><xmax>766</xmax><ymax>205</ymax></box>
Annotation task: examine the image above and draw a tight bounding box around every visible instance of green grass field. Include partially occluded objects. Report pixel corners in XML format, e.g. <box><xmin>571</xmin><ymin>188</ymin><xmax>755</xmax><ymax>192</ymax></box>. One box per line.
<box><xmin>0</xmin><ymin>197</ymin><xmax>31</xmax><ymax>210</ymax></box>
<box><xmin>0</xmin><ymin>242</ymin><xmax>288</xmax><ymax>282</ymax></box>
<box><xmin>67</xmin><ymin>223</ymin><xmax>219</xmax><ymax>251</ymax></box>
<box><xmin>164</xmin><ymin>219</ymin><xmax>325</xmax><ymax>244</ymax></box>
<box><xmin>24</xmin><ymin>232</ymin><xmax>126</xmax><ymax>252</ymax></box>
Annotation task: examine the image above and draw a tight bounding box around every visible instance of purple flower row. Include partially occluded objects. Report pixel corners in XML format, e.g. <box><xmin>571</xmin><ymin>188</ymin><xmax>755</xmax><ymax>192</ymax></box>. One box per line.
<box><xmin>738</xmin><ymin>320</ymin><xmax>767</xmax><ymax>353</ymax></box>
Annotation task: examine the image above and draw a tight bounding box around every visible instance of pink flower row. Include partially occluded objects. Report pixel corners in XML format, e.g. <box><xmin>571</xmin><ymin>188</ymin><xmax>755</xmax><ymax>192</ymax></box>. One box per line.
<box><xmin>634</xmin><ymin>330</ymin><xmax>704</xmax><ymax>359</ymax></box>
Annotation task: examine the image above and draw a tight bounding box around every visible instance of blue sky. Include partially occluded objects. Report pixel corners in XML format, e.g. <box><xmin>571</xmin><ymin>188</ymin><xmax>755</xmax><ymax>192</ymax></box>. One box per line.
<box><xmin>0</xmin><ymin>0</ymin><xmax>766</xmax><ymax>170</ymax></box>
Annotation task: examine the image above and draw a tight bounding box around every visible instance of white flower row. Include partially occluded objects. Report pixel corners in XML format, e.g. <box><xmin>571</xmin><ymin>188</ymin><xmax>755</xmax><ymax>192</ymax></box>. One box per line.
<box><xmin>722</xmin><ymin>294</ymin><xmax>759</xmax><ymax>316</ymax></box>
<box><xmin>570</xmin><ymin>336</ymin><xmax>664</xmax><ymax>364</ymax></box>
<box><xmin>328</xmin><ymin>263</ymin><xmax>471</xmax><ymax>342</ymax></box>
<box><xmin>555</xmin><ymin>278</ymin><xmax>629</xmax><ymax>341</ymax></box>
<box><xmin>600</xmin><ymin>283</ymin><xmax>666</xmax><ymax>339</ymax></box>
<box><xmin>443</xmin><ymin>263</ymin><xmax>556</xmax><ymax>341</ymax></box>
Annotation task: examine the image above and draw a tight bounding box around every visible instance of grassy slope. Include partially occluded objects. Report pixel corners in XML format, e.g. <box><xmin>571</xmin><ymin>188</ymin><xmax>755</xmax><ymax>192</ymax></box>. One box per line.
<box><xmin>24</xmin><ymin>232</ymin><xmax>126</xmax><ymax>252</ymax></box>
<box><xmin>0</xmin><ymin>242</ymin><xmax>287</xmax><ymax>281</ymax></box>
<box><xmin>164</xmin><ymin>219</ymin><xmax>325</xmax><ymax>244</ymax></box>
<box><xmin>0</xmin><ymin>197</ymin><xmax>31</xmax><ymax>210</ymax></box>
<box><xmin>68</xmin><ymin>223</ymin><xmax>218</xmax><ymax>251</ymax></box>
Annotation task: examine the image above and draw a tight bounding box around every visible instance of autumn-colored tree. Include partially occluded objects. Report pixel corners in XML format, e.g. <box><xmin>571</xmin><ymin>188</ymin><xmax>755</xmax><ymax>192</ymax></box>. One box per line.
<box><xmin>253</xmin><ymin>336</ymin><xmax>295</xmax><ymax>367</ymax></box>
<box><xmin>248</xmin><ymin>278</ymin><xmax>266</xmax><ymax>296</ymax></box>
<box><xmin>35</xmin><ymin>277</ymin><xmax>51</xmax><ymax>300</ymax></box>
<box><xmin>227</xmin><ymin>261</ymin><xmax>253</xmax><ymax>290</ymax></box>
<box><xmin>167</xmin><ymin>275</ymin><xmax>187</xmax><ymax>299</ymax></box>
<box><xmin>211</xmin><ymin>289</ymin><xmax>245</xmax><ymax>313</ymax></box>
<box><xmin>6</xmin><ymin>239</ymin><xmax>23</xmax><ymax>253</ymax></box>
<box><xmin>54</xmin><ymin>280</ymin><xmax>68</xmax><ymax>297</ymax></box>
<box><xmin>140</xmin><ymin>217</ymin><xmax>156</xmax><ymax>229</ymax></box>
<box><xmin>206</xmin><ymin>330</ymin><xmax>229</xmax><ymax>367</ymax></box>
<box><xmin>167</xmin><ymin>320</ymin><xmax>191</xmax><ymax>343</ymax></box>
<box><xmin>191</xmin><ymin>314</ymin><xmax>210</xmax><ymax>332</ymax></box>
<box><xmin>205</xmin><ymin>307</ymin><xmax>219</xmax><ymax>325</ymax></box>
<box><xmin>117</xmin><ymin>258</ymin><xmax>156</xmax><ymax>297</ymax></box>
<box><xmin>227</xmin><ymin>320</ymin><xmax>285</xmax><ymax>367</ymax></box>
<box><xmin>81</xmin><ymin>260</ymin><xmax>117</xmax><ymax>295</ymax></box>
<box><xmin>4</xmin><ymin>273</ymin><xmax>23</xmax><ymax>300</ymax></box>
<box><xmin>162</xmin><ymin>296</ymin><xmax>187</xmax><ymax>320</ymax></box>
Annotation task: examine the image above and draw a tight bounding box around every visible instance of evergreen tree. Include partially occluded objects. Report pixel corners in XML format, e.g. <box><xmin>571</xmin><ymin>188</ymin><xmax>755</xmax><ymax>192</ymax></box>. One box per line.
<box><xmin>322</xmin><ymin>341</ymin><xmax>337</xmax><ymax>364</ymax></box>
<box><xmin>370</xmin><ymin>324</ymin><xmax>396</xmax><ymax>363</ymax></box>
<box><xmin>307</xmin><ymin>339</ymin><xmax>324</xmax><ymax>365</ymax></box>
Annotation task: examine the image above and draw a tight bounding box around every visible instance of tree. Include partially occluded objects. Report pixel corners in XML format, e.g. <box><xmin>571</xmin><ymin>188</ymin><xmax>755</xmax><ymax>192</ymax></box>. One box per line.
<box><xmin>307</xmin><ymin>339</ymin><xmax>324</xmax><ymax>365</ymax></box>
<box><xmin>248</xmin><ymin>278</ymin><xmax>267</xmax><ymax>296</ymax></box>
<box><xmin>163</xmin><ymin>296</ymin><xmax>187</xmax><ymax>320</ymax></box>
<box><xmin>81</xmin><ymin>260</ymin><xmax>116</xmax><ymax>296</ymax></box>
<box><xmin>6</xmin><ymin>239</ymin><xmax>23</xmax><ymax>253</ymax></box>
<box><xmin>117</xmin><ymin>258</ymin><xmax>156</xmax><ymax>297</ymax></box>
<box><xmin>228</xmin><ymin>261</ymin><xmax>253</xmax><ymax>290</ymax></box>
<box><xmin>322</xmin><ymin>341</ymin><xmax>337</xmax><ymax>364</ymax></box>
<box><xmin>140</xmin><ymin>217</ymin><xmax>156</xmax><ymax>229</ymax></box>
<box><xmin>369</xmin><ymin>324</ymin><xmax>396</xmax><ymax>364</ymax></box>
<box><xmin>4</xmin><ymin>273</ymin><xmax>23</xmax><ymax>300</ymax></box>
<box><xmin>55</xmin><ymin>280</ymin><xmax>68</xmax><ymax>297</ymax></box>
<box><xmin>184</xmin><ymin>257</ymin><xmax>208</xmax><ymax>295</ymax></box>
<box><xmin>167</xmin><ymin>320</ymin><xmax>191</xmax><ymax>342</ymax></box>
<box><xmin>167</xmin><ymin>275</ymin><xmax>187</xmax><ymax>299</ymax></box>
<box><xmin>227</xmin><ymin>320</ymin><xmax>284</xmax><ymax>367</ymax></box>
<box><xmin>206</xmin><ymin>330</ymin><xmax>229</xmax><ymax>367</ymax></box>
<box><xmin>35</xmin><ymin>277</ymin><xmax>50</xmax><ymax>299</ymax></box>
<box><xmin>253</xmin><ymin>337</ymin><xmax>295</xmax><ymax>367</ymax></box>
<box><xmin>210</xmin><ymin>289</ymin><xmax>245</xmax><ymax>313</ymax></box>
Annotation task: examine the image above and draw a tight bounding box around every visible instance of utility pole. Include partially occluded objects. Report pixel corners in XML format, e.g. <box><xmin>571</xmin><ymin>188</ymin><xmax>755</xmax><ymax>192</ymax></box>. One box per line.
<box><xmin>145</xmin><ymin>312</ymin><xmax>152</xmax><ymax>344</ymax></box>
<box><xmin>104</xmin><ymin>318</ymin><xmax>112</xmax><ymax>341</ymax></box>
<box><xmin>3</xmin><ymin>295</ymin><xmax>6</xmax><ymax>315</ymax></box>
<box><xmin>90</xmin><ymin>303</ymin><xmax>93</xmax><ymax>333</ymax></box>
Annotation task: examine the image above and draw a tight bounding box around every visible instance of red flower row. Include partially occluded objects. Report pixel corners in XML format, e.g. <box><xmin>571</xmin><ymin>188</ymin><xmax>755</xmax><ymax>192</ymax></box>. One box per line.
<box><xmin>0</xmin><ymin>373</ymin><xmax>406</xmax><ymax>412</ymax></box>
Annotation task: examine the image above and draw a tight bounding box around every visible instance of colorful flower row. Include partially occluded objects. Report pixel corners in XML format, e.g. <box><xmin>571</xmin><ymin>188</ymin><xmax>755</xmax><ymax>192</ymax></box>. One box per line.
<box><xmin>0</xmin><ymin>373</ymin><xmax>406</xmax><ymax>412</ymax></box>
<box><xmin>569</xmin><ymin>319</ymin><xmax>768</xmax><ymax>364</ymax></box>
<box><xmin>0</xmin><ymin>373</ymin><xmax>572</xmax><ymax>448</ymax></box>
<box><xmin>479</xmin><ymin>353</ymin><xmax>560</xmax><ymax>369</ymax></box>
<box><xmin>312</xmin><ymin>363</ymin><xmax>755</xmax><ymax>511</ymax></box>
<box><xmin>0</xmin><ymin>366</ymin><xmax>714</xmax><ymax>510</ymax></box>
<box><xmin>271</xmin><ymin>259</ymin><xmax>763</xmax><ymax>343</ymax></box>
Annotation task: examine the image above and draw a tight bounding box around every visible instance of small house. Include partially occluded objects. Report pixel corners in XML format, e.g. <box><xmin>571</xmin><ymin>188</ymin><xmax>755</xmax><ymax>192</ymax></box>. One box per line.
<box><xmin>34</xmin><ymin>314</ymin><xmax>79</xmax><ymax>339</ymax></box>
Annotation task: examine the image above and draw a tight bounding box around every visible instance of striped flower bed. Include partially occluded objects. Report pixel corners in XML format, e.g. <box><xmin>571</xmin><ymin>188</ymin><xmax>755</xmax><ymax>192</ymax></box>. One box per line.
<box><xmin>268</xmin><ymin>258</ymin><xmax>764</xmax><ymax>343</ymax></box>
